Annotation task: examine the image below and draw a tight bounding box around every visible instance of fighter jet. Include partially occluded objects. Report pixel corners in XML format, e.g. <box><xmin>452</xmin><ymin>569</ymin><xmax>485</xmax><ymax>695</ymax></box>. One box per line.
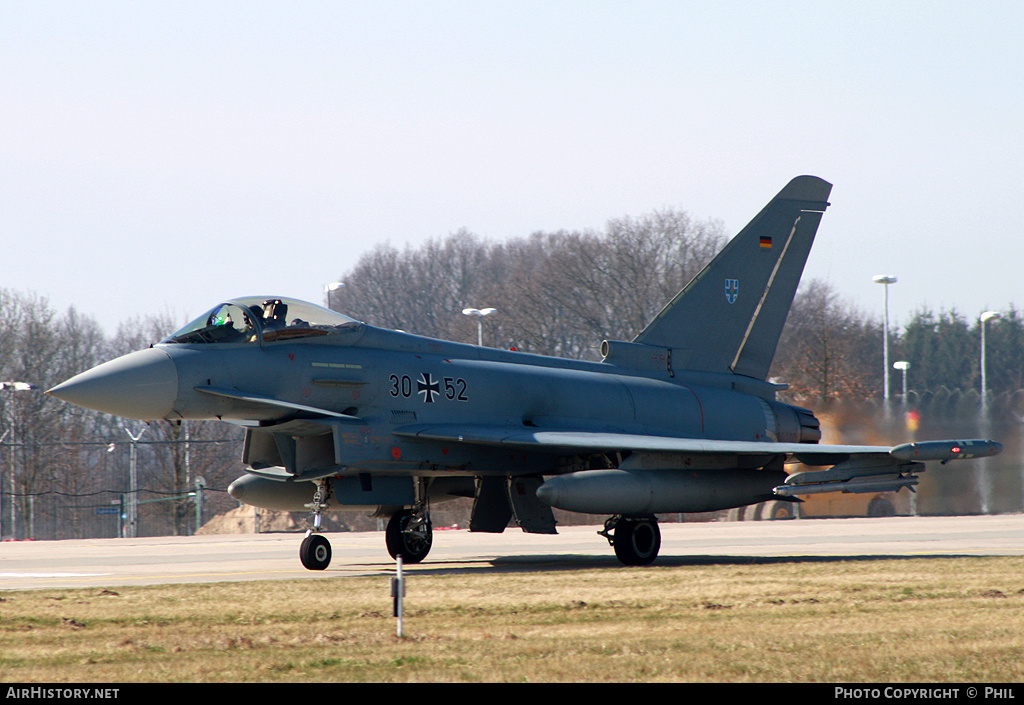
<box><xmin>48</xmin><ymin>176</ymin><xmax>1002</xmax><ymax>568</ymax></box>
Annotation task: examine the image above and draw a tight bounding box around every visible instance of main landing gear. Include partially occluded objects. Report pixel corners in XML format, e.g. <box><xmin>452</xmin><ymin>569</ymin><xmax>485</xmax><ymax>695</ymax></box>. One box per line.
<box><xmin>599</xmin><ymin>515</ymin><xmax>662</xmax><ymax>566</ymax></box>
<box><xmin>385</xmin><ymin>505</ymin><xmax>433</xmax><ymax>564</ymax></box>
<box><xmin>297</xmin><ymin>480</ymin><xmax>434</xmax><ymax>571</ymax></box>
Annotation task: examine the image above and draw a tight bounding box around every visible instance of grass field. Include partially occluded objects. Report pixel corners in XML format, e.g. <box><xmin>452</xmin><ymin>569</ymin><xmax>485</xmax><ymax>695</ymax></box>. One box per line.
<box><xmin>2</xmin><ymin>556</ymin><xmax>1023</xmax><ymax>683</ymax></box>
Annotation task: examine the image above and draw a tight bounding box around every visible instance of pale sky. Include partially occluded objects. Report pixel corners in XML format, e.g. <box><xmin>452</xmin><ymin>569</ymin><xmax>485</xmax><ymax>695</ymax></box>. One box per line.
<box><xmin>2</xmin><ymin>1</ymin><xmax>1022</xmax><ymax>337</ymax></box>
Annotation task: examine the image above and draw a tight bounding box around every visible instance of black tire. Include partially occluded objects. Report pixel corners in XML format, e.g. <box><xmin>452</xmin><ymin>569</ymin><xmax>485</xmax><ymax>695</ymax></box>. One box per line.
<box><xmin>868</xmin><ymin>497</ymin><xmax>895</xmax><ymax>517</ymax></box>
<box><xmin>612</xmin><ymin>517</ymin><xmax>661</xmax><ymax>566</ymax></box>
<box><xmin>299</xmin><ymin>533</ymin><xmax>332</xmax><ymax>571</ymax></box>
<box><xmin>765</xmin><ymin>500</ymin><xmax>797</xmax><ymax>520</ymax></box>
<box><xmin>385</xmin><ymin>510</ymin><xmax>432</xmax><ymax>563</ymax></box>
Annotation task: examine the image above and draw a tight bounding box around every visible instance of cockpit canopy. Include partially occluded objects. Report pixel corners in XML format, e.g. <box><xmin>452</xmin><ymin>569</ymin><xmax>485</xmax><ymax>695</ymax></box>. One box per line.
<box><xmin>161</xmin><ymin>297</ymin><xmax>361</xmax><ymax>345</ymax></box>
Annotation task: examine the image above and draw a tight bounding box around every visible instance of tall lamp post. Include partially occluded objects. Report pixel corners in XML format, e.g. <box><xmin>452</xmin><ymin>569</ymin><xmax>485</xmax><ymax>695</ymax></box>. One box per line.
<box><xmin>980</xmin><ymin>311</ymin><xmax>1001</xmax><ymax>422</ymax></box>
<box><xmin>123</xmin><ymin>426</ymin><xmax>146</xmax><ymax>539</ymax></box>
<box><xmin>873</xmin><ymin>275</ymin><xmax>898</xmax><ymax>418</ymax></box>
<box><xmin>978</xmin><ymin>310</ymin><xmax>1001</xmax><ymax>516</ymax></box>
<box><xmin>893</xmin><ymin>360</ymin><xmax>910</xmax><ymax>409</ymax></box>
<box><xmin>462</xmin><ymin>307</ymin><xmax>497</xmax><ymax>347</ymax></box>
<box><xmin>1</xmin><ymin>381</ymin><xmax>39</xmax><ymax>540</ymax></box>
<box><xmin>325</xmin><ymin>282</ymin><xmax>345</xmax><ymax>311</ymax></box>
<box><xmin>891</xmin><ymin>360</ymin><xmax>915</xmax><ymax>515</ymax></box>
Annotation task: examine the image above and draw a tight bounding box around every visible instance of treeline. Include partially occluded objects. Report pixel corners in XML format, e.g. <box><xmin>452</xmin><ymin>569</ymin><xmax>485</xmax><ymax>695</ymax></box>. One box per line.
<box><xmin>331</xmin><ymin>211</ymin><xmax>728</xmax><ymax>360</ymax></box>
<box><xmin>0</xmin><ymin>291</ymin><xmax>243</xmax><ymax>540</ymax></box>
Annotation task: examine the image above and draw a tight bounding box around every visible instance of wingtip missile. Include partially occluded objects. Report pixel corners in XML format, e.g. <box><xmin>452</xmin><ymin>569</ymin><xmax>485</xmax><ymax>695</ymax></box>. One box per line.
<box><xmin>890</xmin><ymin>440</ymin><xmax>1003</xmax><ymax>463</ymax></box>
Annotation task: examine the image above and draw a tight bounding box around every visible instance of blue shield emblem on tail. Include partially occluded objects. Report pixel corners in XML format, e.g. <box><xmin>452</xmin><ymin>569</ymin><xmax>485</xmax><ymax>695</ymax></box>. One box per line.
<box><xmin>725</xmin><ymin>279</ymin><xmax>739</xmax><ymax>304</ymax></box>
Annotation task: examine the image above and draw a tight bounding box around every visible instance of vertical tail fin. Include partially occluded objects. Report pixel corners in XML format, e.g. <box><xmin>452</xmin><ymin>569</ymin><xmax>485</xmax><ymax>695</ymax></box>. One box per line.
<box><xmin>632</xmin><ymin>175</ymin><xmax>832</xmax><ymax>379</ymax></box>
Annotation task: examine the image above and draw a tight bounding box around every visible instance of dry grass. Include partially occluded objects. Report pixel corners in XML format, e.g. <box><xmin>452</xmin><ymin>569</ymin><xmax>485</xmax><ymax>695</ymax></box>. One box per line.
<box><xmin>2</xmin><ymin>556</ymin><xmax>1023</xmax><ymax>682</ymax></box>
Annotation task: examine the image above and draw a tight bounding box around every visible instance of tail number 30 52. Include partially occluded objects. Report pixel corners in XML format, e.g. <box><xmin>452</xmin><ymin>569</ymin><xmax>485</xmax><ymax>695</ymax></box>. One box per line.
<box><xmin>389</xmin><ymin>373</ymin><xmax>468</xmax><ymax>403</ymax></box>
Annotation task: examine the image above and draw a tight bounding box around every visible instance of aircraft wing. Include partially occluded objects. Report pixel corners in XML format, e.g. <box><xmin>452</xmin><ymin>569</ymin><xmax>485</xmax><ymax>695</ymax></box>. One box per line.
<box><xmin>393</xmin><ymin>423</ymin><xmax>1002</xmax><ymax>496</ymax></box>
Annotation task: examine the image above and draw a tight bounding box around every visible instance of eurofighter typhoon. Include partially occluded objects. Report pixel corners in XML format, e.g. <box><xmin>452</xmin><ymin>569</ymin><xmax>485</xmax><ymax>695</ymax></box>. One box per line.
<box><xmin>49</xmin><ymin>177</ymin><xmax>1002</xmax><ymax>568</ymax></box>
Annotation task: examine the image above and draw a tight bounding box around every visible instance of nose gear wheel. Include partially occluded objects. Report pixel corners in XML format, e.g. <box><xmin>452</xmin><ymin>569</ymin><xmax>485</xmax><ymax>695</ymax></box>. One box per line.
<box><xmin>299</xmin><ymin>480</ymin><xmax>333</xmax><ymax>571</ymax></box>
<box><xmin>299</xmin><ymin>533</ymin><xmax>332</xmax><ymax>570</ymax></box>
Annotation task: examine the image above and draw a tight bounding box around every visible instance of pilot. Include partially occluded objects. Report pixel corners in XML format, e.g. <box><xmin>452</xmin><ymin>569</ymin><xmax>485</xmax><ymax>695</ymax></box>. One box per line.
<box><xmin>264</xmin><ymin>300</ymin><xmax>288</xmax><ymax>329</ymax></box>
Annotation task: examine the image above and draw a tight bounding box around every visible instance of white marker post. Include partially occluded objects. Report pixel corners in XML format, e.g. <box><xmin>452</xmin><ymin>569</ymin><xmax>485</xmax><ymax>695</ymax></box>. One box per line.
<box><xmin>391</xmin><ymin>555</ymin><xmax>405</xmax><ymax>637</ymax></box>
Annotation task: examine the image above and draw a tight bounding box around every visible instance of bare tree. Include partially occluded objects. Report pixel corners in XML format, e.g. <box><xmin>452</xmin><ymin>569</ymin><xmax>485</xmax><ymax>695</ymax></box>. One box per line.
<box><xmin>330</xmin><ymin>209</ymin><xmax>726</xmax><ymax>360</ymax></box>
<box><xmin>0</xmin><ymin>292</ymin><xmax>118</xmax><ymax>538</ymax></box>
<box><xmin>772</xmin><ymin>279</ymin><xmax>881</xmax><ymax>404</ymax></box>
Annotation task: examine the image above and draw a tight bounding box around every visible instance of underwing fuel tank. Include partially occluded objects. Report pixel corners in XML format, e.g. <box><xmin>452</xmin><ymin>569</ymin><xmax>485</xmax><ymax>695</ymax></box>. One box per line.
<box><xmin>535</xmin><ymin>468</ymin><xmax>787</xmax><ymax>515</ymax></box>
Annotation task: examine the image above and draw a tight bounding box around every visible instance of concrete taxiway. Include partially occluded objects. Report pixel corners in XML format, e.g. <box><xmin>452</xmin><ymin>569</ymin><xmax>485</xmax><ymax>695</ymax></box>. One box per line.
<box><xmin>1</xmin><ymin>513</ymin><xmax>1022</xmax><ymax>591</ymax></box>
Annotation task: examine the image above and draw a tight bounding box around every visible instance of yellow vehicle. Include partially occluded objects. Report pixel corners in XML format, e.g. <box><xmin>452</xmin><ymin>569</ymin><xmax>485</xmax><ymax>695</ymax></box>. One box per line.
<box><xmin>728</xmin><ymin>410</ymin><xmax>918</xmax><ymax>520</ymax></box>
<box><xmin>729</xmin><ymin>489</ymin><xmax>911</xmax><ymax>520</ymax></box>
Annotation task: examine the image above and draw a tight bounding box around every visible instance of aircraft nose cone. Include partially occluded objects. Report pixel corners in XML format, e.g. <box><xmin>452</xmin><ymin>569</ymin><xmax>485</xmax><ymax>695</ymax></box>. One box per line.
<box><xmin>48</xmin><ymin>347</ymin><xmax>178</xmax><ymax>420</ymax></box>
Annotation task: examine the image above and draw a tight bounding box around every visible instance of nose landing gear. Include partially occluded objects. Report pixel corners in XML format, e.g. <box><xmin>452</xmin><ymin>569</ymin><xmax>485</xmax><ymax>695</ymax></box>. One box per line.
<box><xmin>300</xmin><ymin>479</ymin><xmax>332</xmax><ymax>571</ymax></box>
<box><xmin>297</xmin><ymin>479</ymin><xmax>435</xmax><ymax>570</ymax></box>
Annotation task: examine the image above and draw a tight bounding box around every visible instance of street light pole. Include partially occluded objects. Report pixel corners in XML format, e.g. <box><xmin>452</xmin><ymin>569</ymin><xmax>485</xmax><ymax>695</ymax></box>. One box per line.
<box><xmin>873</xmin><ymin>275</ymin><xmax>898</xmax><ymax>418</ymax></box>
<box><xmin>325</xmin><ymin>282</ymin><xmax>345</xmax><ymax>311</ymax></box>
<box><xmin>461</xmin><ymin>307</ymin><xmax>497</xmax><ymax>347</ymax></box>
<box><xmin>891</xmin><ymin>359</ymin><xmax>915</xmax><ymax>515</ymax></box>
<box><xmin>893</xmin><ymin>360</ymin><xmax>910</xmax><ymax>409</ymax></box>
<box><xmin>980</xmin><ymin>311</ymin><xmax>1001</xmax><ymax>422</ymax></box>
<box><xmin>978</xmin><ymin>310</ymin><xmax>1001</xmax><ymax>516</ymax></box>
<box><xmin>124</xmin><ymin>426</ymin><xmax>146</xmax><ymax>539</ymax></box>
<box><xmin>1</xmin><ymin>382</ymin><xmax>38</xmax><ymax>540</ymax></box>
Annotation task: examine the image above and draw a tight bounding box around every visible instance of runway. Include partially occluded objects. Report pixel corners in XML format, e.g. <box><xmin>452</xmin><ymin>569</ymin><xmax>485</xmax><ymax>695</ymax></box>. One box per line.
<box><xmin>1</xmin><ymin>513</ymin><xmax>1022</xmax><ymax>591</ymax></box>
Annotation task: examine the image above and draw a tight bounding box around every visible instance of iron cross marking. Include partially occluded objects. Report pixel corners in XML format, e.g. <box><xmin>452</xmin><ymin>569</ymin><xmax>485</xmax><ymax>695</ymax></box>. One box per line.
<box><xmin>417</xmin><ymin>372</ymin><xmax>440</xmax><ymax>403</ymax></box>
